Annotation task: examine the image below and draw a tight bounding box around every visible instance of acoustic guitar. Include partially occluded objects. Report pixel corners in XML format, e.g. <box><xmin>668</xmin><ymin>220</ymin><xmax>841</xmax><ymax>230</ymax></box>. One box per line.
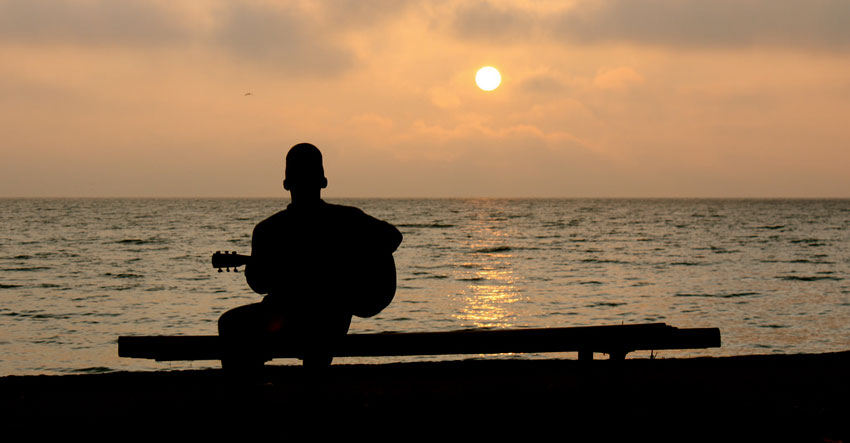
<box><xmin>211</xmin><ymin>250</ymin><xmax>397</xmax><ymax>318</ymax></box>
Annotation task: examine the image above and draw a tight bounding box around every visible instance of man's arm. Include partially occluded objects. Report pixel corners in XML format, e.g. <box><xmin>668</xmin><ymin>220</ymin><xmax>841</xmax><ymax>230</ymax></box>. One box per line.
<box><xmin>360</xmin><ymin>210</ymin><xmax>402</xmax><ymax>254</ymax></box>
<box><xmin>380</xmin><ymin>218</ymin><xmax>403</xmax><ymax>253</ymax></box>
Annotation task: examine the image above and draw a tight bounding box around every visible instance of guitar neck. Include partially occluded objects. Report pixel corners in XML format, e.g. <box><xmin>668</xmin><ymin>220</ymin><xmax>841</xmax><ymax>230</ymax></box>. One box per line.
<box><xmin>211</xmin><ymin>251</ymin><xmax>251</xmax><ymax>271</ymax></box>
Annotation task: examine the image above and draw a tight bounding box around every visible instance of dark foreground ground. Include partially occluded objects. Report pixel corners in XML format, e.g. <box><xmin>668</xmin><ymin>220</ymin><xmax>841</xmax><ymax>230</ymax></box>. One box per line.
<box><xmin>2</xmin><ymin>352</ymin><xmax>848</xmax><ymax>440</ymax></box>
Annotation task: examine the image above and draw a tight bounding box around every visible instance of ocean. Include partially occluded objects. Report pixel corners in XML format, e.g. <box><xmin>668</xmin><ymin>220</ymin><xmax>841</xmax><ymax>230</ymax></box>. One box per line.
<box><xmin>1</xmin><ymin>198</ymin><xmax>848</xmax><ymax>375</ymax></box>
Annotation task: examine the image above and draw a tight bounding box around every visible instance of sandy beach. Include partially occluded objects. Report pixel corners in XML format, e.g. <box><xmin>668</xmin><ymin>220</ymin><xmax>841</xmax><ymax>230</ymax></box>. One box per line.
<box><xmin>2</xmin><ymin>351</ymin><xmax>847</xmax><ymax>439</ymax></box>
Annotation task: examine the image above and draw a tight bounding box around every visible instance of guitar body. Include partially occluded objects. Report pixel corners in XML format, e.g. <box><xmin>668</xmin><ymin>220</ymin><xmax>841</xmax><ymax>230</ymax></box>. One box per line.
<box><xmin>345</xmin><ymin>253</ymin><xmax>396</xmax><ymax>318</ymax></box>
<box><xmin>212</xmin><ymin>251</ymin><xmax>396</xmax><ymax>318</ymax></box>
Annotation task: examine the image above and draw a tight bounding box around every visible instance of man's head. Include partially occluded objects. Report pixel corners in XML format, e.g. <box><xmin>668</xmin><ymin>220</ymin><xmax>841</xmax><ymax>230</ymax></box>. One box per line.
<box><xmin>284</xmin><ymin>143</ymin><xmax>327</xmax><ymax>192</ymax></box>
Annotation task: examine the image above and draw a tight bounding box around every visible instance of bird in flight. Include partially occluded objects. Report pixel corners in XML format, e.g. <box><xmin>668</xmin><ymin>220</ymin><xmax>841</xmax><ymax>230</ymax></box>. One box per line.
<box><xmin>244</xmin><ymin>92</ymin><xmax>253</xmax><ymax>96</ymax></box>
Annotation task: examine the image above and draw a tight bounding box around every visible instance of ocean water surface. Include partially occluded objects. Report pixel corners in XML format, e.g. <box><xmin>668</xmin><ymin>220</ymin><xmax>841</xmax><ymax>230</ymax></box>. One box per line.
<box><xmin>1</xmin><ymin>198</ymin><xmax>848</xmax><ymax>375</ymax></box>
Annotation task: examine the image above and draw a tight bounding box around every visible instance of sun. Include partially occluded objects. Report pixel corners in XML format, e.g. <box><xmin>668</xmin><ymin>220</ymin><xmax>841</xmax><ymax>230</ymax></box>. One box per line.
<box><xmin>475</xmin><ymin>66</ymin><xmax>501</xmax><ymax>91</ymax></box>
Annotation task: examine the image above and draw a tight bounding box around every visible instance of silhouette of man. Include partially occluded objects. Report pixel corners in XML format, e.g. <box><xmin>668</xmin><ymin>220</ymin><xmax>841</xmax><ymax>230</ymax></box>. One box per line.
<box><xmin>218</xmin><ymin>143</ymin><xmax>402</xmax><ymax>370</ymax></box>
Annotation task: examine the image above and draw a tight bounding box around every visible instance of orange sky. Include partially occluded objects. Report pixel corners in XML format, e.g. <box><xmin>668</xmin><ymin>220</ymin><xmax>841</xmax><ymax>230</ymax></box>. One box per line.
<box><xmin>2</xmin><ymin>0</ymin><xmax>849</xmax><ymax>197</ymax></box>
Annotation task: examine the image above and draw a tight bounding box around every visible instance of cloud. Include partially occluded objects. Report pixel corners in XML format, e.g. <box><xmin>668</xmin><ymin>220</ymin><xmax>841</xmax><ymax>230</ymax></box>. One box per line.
<box><xmin>319</xmin><ymin>0</ymin><xmax>417</xmax><ymax>29</ymax></box>
<box><xmin>593</xmin><ymin>67</ymin><xmax>644</xmax><ymax>90</ymax></box>
<box><xmin>450</xmin><ymin>0</ymin><xmax>537</xmax><ymax>43</ymax></box>
<box><xmin>0</xmin><ymin>0</ymin><xmax>188</xmax><ymax>46</ymax></box>
<box><xmin>429</xmin><ymin>86</ymin><xmax>462</xmax><ymax>108</ymax></box>
<box><xmin>449</xmin><ymin>0</ymin><xmax>850</xmax><ymax>51</ymax></box>
<box><xmin>349</xmin><ymin>113</ymin><xmax>394</xmax><ymax>135</ymax></box>
<box><xmin>214</xmin><ymin>2</ymin><xmax>354</xmax><ymax>76</ymax></box>
<box><xmin>0</xmin><ymin>0</ymin><xmax>357</xmax><ymax>76</ymax></box>
<box><xmin>327</xmin><ymin>117</ymin><xmax>604</xmax><ymax>197</ymax></box>
<box><xmin>553</xmin><ymin>0</ymin><xmax>850</xmax><ymax>50</ymax></box>
<box><xmin>518</xmin><ymin>74</ymin><xmax>564</xmax><ymax>94</ymax></box>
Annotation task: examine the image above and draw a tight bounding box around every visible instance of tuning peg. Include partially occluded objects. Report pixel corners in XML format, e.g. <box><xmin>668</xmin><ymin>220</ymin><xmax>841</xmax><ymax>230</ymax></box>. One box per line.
<box><xmin>233</xmin><ymin>268</ymin><xmax>239</xmax><ymax>273</ymax></box>
<box><xmin>218</xmin><ymin>268</ymin><xmax>223</xmax><ymax>273</ymax></box>
<box><xmin>216</xmin><ymin>250</ymin><xmax>221</xmax><ymax>254</ymax></box>
<box><xmin>226</xmin><ymin>267</ymin><xmax>231</xmax><ymax>272</ymax></box>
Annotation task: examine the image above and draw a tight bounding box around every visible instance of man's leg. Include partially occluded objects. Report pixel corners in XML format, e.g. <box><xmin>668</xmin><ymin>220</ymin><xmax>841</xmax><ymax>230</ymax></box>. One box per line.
<box><xmin>219</xmin><ymin>303</ymin><xmax>354</xmax><ymax>369</ymax></box>
<box><xmin>299</xmin><ymin>312</ymin><xmax>352</xmax><ymax>367</ymax></box>
<box><xmin>218</xmin><ymin>303</ymin><xmax>269</xmax><ymax>374</ymax></box>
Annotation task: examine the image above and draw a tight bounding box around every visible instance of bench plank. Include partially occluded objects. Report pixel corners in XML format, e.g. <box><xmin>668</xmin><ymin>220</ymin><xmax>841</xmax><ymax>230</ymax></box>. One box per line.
<box><xmin>119</xmin><ymin>323</ymin><xmax>720</xmax><ymax>361</ymax></box>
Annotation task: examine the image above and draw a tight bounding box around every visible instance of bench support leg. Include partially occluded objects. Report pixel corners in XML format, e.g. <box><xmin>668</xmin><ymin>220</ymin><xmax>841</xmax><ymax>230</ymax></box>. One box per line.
<box><xmin>608</xmin><ymin>351</ymin><xmax>626</xmax><ymax>361</ymax></box>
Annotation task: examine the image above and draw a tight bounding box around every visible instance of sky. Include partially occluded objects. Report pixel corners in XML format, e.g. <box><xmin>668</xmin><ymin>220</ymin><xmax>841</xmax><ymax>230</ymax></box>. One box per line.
<box><xmin>1</xmin><ymin>0</ymin><xmax>849</xmax><ymax>198</ymax></box>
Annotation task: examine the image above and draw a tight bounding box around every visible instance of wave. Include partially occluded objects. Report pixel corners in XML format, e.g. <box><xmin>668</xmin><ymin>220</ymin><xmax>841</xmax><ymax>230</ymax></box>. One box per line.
<box><xmin>115</xmin><ymin>239</ymin><xmax>147</xmax><ymax>244</ymax></box>
<box><xmin>548</xmin><ymin>311</ymin><xmax>579</xmax><ymax>317</ymax></box>
<box><xmin>761</xmin><ymin>259</ymin><xmax>836</xmax><ymax>264</ymax></box>
<box><xmin>114</xmin><ymin>238</ymin><xmax>166</xmax><ymax>245</ymax></box>
<box><xmin>407</xmin><ymin>274</ymin><xmax>449</xmax><ymax>280</ymax></box>
<box><xmin>20</xmin><ymin>312</ymin><xmax>73</xmax><ymax>319</ymax></box>
<box><xmin>587</xmin><ymin>302</ymin><xmax>626</xmax><ymax>307</ymax></box>
<box><xmin>104</xmin><ymin>272</ymin><xmax>144</xmax><ymax>279</ymax></box>
<box><xmin>70</xmin><ymin>367</ymin><xmax>114</xmax><ymax>374</ymax></box>
<box><xmin>788</xmin><ymin>259</ymin><xmax>835</xmax><ymax>264</ymax></box>
<box><xmin>675</xmin><ymin>292</ymin><xmax>759</xmax><ymax>298</ymax></box>
<box><xmin>693</xmin><ymin>246</ymin><xmax>738</xmax><ymax>254</ymax></box>
<box><xmin>398</xmin><ymin>223</ymin><xmax>456</xmax><ymax>228</ymax></box>
<box><xmin>789</xmin><ymin>238</ymin><xmax>827</xmax><ymax>247</ymax></box>
<box><xmin>3</xmin><ymin>266</ymin><xmax>51</xmax><ymax>271</ymax></box>
<box><xmin>711</xmin><ymin>247</ymin><xmax>739</xmax><ymax>254</ymax></box>
<box><xmin>778</xmin><ymin>275</ymin><xmax>843</xmax><ymax>281</ymax></box>
<box><xmin>581</xmin><ymin>258</ymin><xmax>629</xmax><ymax>264</ymax></box>
<box><xmin>790</xmin><ymin>238</ymin><xmax>823</xmax><ymax>243</ymax></box>
<box><xmin>473</xmin><ymin>246</ymin><xmax>512</xmax><ymax>253</ymax></box>
<box><xmin>99</xmin><ymin>285</ymin><xmax>139</xmax><ymax>291</ymax></box>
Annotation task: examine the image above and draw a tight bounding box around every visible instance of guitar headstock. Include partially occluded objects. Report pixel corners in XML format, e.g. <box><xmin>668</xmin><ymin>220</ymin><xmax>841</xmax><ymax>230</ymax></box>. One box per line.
<box><xmin>211</xmin><ymin>250</ymin><xmax>250</xmax><ymax>272</ymax></box>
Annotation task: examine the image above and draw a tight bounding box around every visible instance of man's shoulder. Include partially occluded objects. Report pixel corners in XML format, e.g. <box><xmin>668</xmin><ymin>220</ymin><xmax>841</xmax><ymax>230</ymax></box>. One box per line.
<box><xmin>323</xmin><ymin>202</ymin><xmax>366</xmax><ymax>217</ymax></box>
<box><xmin>254</xmin><ymin>209</ymin><xmax>290</xmax><ymax>231</ymax></box>
<box><xmin>253</xmin><ymin>202</ymin><xmax>366</xmax><ymax>228</ymax></box>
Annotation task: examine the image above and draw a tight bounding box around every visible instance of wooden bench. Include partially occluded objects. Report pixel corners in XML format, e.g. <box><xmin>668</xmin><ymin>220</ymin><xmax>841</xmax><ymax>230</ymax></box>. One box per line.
<box><xmin>119</xmin><ymin>323</ymin><xmax>720</xmax><ymax>362</ymax></box>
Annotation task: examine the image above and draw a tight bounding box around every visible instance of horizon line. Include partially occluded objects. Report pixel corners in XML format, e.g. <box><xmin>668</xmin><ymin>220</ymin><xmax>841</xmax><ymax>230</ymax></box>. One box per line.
<box><xmin>2</xmin><ymin>195</ymin><xmax>849</xmax><ymax>200</ymax></box>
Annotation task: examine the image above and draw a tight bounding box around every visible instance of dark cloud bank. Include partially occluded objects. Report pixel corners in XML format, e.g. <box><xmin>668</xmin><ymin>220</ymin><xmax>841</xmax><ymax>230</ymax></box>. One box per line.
<box><xmin>0</xmin><ymin>0</ymin><xmax>368</xmax><ymax>76</ymax></box>
<box><xmin>453</xmin><ymin>0</ymin><xmax>850</xmax><ymax>51</ymax></box>
<box><xmin>4</xmin><ymin>0</ymin><xmax>850</xmax><ymax>59</ymax></box>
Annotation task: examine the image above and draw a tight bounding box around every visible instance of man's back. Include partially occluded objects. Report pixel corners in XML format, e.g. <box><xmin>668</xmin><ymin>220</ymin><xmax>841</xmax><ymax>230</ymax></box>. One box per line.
<box><xmin>246</xmin><ymin>200</ymin><xmax>402</xmax><ymax>317</ymax></box>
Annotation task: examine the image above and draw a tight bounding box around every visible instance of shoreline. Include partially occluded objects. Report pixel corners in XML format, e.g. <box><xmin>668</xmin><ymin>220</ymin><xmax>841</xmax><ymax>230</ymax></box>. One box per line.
<box><xmin>2</xmin><ymin>351</ymin><xmax>848</xmax><ymax>437</ymax></box>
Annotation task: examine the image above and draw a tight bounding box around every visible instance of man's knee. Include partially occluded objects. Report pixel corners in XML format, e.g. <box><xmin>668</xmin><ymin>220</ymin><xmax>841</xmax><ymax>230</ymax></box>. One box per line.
<box><xmin>217</xmin><ymin>307</ymin><xmax>237</xmax><ymax>336</ymax></box>
<box><xmin>218</xmin><ymin>303</ymin><xmax>261</xmax><ymax>336</ymax></box>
